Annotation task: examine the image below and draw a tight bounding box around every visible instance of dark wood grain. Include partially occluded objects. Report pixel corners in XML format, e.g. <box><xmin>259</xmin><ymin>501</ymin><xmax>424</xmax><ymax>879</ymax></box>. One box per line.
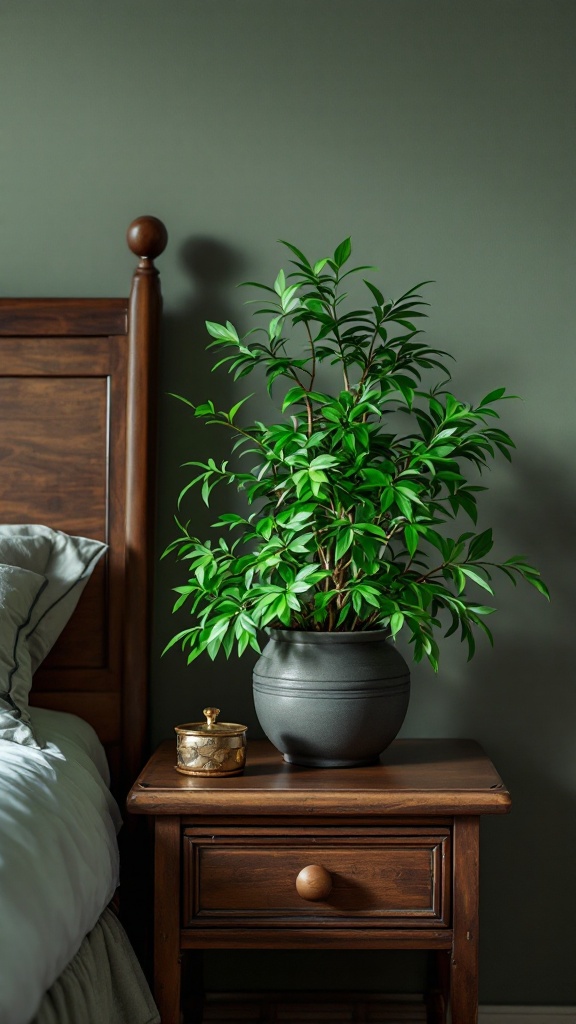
<box><xmin>0</xmin><ymin>375</ymin><xmax>108</xmax><ymax>535</ymax></box>
<box><xmin>154</xmin><ymin>816</ymin><xmax>183</xmax><ymax>1023</ymax></box>
<box><xmin>181</xmin><ymin>926</ymin><xmax>453</xmax><ymax>953</ymax></box>
<box><xmin>183</xmin><ymin>831</ymin><xmax>448</xmax><ymax>923</ymax></box>
<box><xmin>128</xmin><ymin>739</ymin><xmax>509</xmax><ymax>1024</ymax></box>
<box><xmin>450</xmin><ymin>816</ymin><xmax>480</xmax><ymax>1023</ymax></box>
<box><xmin>128</xmin><ymin>738</ymin><xmax>511</xmax><ymax>817</ymax></box>
<box><xmin>0</xmin><ymin>216</ymin><xmax>166</xmax><ymax>796</ymax></box>
<box><xmin>123</xmin><ymin>218</ymin><xmax>165</xmax><ymax>793</ymax></box>
<box><xmin>0</xmin><ymin>298</ymin><xmax>127</xmax><ymax>336</ymax></box>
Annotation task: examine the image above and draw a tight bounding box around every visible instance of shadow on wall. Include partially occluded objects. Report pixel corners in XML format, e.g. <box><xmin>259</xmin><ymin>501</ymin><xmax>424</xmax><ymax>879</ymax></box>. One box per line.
<box><xmin>406</xmin><ymin>448</ymin><xmax>575</xmax><ymax>1003</ymax></box>
<box><xmin>405</xmin><ymin>445</ymin><xmax>573</xmax><ymax>750</ymax></box>
<box><xmin>159</xmin><ymin>233</ymin><xmax>246</xmax><ymax>489</ymax></box>
<box><xmin>153</xmin><ymin>236</ymin><xmax>260</xmax><ymax>742</ymax></box>
<box><xmin>466</xmin><ymin>452</ymin><xmax>575</xmax><ymax>1002</ymax></box>
<box><xmin>458</xmin><ymin>448</ymin><xmax>574</xmax><ymax>776</ymax></box>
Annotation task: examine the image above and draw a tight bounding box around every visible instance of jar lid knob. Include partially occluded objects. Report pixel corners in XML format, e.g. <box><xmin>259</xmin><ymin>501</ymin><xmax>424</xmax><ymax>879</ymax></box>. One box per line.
<box><xmin>203</xmin><ymin>707</ymin><xmax>220</xmax><ymax>728</ymax></box>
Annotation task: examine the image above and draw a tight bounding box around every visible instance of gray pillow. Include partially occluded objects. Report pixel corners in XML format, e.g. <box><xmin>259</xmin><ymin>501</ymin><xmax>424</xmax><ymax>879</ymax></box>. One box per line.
<box><xmin>0</xmin><ymin>525</ymin><xmax>107</xmax><ymax>672</ymax></box>
<box><xmin>0</xmin><ymin>563</ymin><xmax>47</xmax><ymax>744</ymax></box>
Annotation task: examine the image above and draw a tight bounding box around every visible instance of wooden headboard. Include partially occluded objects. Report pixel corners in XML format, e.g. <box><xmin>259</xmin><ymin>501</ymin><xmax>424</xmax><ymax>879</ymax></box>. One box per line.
<box><xmin>0</xmin><ymin>216</ymin><xmax>167</xmax><ymax>795</ymax></box>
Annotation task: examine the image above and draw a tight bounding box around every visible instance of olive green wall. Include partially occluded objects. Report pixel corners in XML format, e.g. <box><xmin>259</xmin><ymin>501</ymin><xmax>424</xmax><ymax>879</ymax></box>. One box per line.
<box><xmin>1</xmin><ymin>0</ymin><xmax>574</xmax><ymax>1006</ymax></box>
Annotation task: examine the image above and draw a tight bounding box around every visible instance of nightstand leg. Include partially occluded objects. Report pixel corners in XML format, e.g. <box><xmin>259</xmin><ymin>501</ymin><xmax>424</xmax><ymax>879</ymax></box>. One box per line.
<box><xmin>154</xmin><ymin>816</ymin><xmax>182</xmax><ymax>1024</ymax></box>
<box><xmin>450</xmin><ymin>815</ymin><xmax>480</xmax><ymax>1024</ymax></box>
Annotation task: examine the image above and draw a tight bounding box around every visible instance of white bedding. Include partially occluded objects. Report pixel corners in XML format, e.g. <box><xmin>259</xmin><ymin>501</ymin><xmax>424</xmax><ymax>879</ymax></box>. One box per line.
<box><xmin>0</xmin><ymin>707</ymin><xmax>122</xmax><ymax>1024</ymax></box>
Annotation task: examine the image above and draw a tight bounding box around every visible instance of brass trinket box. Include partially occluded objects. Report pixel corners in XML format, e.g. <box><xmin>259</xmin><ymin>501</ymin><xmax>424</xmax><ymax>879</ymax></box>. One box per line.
<box><xmin>175</xmin><ymin>707</ymin><xmax>247</xmax><ymax>776</ymax></box>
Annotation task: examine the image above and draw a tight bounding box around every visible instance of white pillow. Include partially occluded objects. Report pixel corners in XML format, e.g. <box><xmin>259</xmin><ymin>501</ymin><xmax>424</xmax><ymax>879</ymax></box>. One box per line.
<box><xmin>0</xmin><ymin>563</ymin><xmax>47</xmax><ymax>744</ymax></box>
<box><xmin>0</xmin><ymin>525</ymin><xmax>107</xmax><ymax>672</ymax></box>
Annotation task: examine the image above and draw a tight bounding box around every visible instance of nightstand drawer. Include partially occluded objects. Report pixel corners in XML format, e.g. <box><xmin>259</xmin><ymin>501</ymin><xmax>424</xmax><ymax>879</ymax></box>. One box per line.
<box><xmin>182</xmin><ymin>828</ymin><xmax>450</xmax><ymax>927</ymax></box>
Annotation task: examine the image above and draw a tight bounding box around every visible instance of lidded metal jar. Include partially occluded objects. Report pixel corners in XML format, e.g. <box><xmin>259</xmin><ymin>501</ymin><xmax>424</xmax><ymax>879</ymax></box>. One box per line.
<box><xmin>175</xmin><ymin>707</ymin><xmax>247</xmax><ymax>777</ymax></box>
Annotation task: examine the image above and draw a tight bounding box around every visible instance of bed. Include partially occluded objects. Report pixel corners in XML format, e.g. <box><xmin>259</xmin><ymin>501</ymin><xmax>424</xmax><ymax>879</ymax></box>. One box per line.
<box><xmin>0</xmin><ymin>215</ymin><xmax>167</xmax><ymax>1024</ymax></box>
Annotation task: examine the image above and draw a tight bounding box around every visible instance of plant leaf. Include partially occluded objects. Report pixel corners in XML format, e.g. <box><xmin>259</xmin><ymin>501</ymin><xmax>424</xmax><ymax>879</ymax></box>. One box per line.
<box><xmin>333</xmin><ymin>237</ymin><xmax>352</xmax><ymax>268</ymax></box>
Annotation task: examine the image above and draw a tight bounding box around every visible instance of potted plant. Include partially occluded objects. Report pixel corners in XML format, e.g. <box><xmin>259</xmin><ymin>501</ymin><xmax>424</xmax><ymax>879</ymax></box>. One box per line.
<box><xmin>163</xmin><ymin>238</ymin><xmax>548</xmax><ymax>767</ymax></box>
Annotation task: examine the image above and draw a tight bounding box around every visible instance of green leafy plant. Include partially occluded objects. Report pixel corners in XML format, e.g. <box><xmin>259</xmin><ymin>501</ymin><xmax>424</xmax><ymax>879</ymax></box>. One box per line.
<box><xmin>164</xmin><ymin>238</ymin><xmax>548</xmax><ymax>670</ymax></box>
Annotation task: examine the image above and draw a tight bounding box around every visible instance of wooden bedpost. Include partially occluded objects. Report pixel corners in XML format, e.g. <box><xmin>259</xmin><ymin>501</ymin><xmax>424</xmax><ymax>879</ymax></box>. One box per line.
<box><xmin>124</xmin><ymin>215</ymin><xmax>168</xmax><ymax>791</ymax></box>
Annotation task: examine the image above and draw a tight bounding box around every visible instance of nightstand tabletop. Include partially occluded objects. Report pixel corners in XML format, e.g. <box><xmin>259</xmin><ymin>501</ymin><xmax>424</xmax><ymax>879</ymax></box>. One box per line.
<box><xmin>127</xmin><ymin>737</ymin><xmax>510</xmax><ymax>817</ymax></box>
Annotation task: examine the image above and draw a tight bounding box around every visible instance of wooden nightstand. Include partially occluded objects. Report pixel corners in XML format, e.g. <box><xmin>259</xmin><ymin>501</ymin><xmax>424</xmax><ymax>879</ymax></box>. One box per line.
<box><xmin>127</xmin><ymin>738</ymin><xmax>510</xmax><ymax>1024</ymax></box>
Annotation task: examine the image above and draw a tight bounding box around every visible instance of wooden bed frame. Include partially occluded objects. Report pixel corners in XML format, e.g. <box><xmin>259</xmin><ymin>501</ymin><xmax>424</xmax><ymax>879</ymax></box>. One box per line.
<box><xmin>0</xmin><ymin>215</ymin><xmax>167</xmax><ymax>796</ymax></box>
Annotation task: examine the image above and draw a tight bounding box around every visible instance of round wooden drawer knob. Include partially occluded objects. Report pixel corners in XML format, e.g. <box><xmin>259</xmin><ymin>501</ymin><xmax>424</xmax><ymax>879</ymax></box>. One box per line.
<box><xmin>295</xmin><ymin>864</ymin><xmax>333</xmax><ymax>901</ymax></box>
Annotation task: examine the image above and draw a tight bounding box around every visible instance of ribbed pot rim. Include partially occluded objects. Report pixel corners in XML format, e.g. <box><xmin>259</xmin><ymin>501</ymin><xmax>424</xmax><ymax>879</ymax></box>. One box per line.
<box><xmin>266</xmin><ymin>628</ymin><xmax>391</xmax><ymax>645</ymax></box>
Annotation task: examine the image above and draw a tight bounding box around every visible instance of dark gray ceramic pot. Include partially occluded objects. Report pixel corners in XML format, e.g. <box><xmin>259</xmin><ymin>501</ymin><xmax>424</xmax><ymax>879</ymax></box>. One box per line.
<box><xmin>252</xmin><ymin>629</ymin><xmax>410</xmax><ymax>768</ymax></box>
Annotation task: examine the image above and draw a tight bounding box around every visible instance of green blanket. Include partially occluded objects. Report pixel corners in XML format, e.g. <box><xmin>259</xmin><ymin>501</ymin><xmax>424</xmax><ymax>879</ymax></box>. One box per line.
<box><xmin>33</xmin><ymin>906</ymin><xmax>159</xmax><ymax>1024</ymax></box>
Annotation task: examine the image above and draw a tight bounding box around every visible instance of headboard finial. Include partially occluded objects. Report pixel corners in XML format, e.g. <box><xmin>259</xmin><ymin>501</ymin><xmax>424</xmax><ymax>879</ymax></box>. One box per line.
<box><xmin>126</xmin><ymin>216</ymin><xmax>168</xmax><ymax>261</ymax></box>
